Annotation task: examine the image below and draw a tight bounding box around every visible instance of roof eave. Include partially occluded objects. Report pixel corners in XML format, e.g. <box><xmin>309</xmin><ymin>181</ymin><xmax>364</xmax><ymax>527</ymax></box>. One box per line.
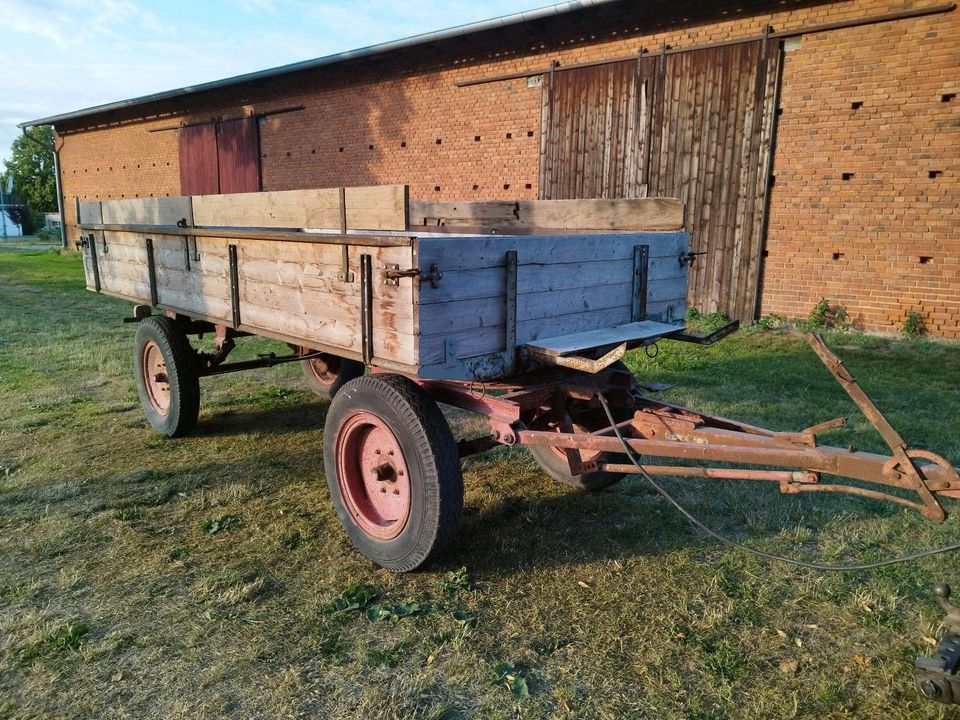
<box><xmin>19</xmin><ymin>0</ymin><xmax>619</xmax><ymax>129</ymax></box>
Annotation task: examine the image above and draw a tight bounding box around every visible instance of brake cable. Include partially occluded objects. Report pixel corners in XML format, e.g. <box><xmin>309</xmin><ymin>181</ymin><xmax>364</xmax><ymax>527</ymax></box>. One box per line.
<box><xmin>596</xmin><ymin>392</ymin><xmax>960</xmax><ymax>571</ymax></box>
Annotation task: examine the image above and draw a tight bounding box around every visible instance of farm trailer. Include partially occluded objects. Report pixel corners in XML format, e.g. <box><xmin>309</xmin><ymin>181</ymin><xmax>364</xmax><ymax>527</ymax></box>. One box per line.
<box><xmin>72</xmin><ymin>184</ymin><xmax>960</xmax><ymax>575</ymax></box>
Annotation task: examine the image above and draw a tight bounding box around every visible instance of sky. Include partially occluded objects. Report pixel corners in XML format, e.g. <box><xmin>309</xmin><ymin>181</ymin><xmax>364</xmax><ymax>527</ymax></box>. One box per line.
<box><xmin>0</xmin><ymin>0</ymin><xmax>540</xmax><ymax>164</ymax></box>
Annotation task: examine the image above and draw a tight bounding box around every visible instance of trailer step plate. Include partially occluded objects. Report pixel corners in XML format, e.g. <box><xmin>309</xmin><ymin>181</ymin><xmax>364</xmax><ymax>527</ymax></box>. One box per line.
<box><xmin>524</xmin><ymin>321</ymin><xmax>681</xmax><ymax>358</ymax></box>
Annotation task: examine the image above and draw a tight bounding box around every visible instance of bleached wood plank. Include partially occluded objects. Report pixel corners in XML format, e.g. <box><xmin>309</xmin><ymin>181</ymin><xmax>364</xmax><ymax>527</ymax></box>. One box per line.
<box><xmin>100</xmin><ymin>197</ymin><xmax>192</xmax><ymax>225</ymax></box>
<box><xmin>192</xmin><ymin>185</ymin><xmax>408</xmax><ymax>231</ymax></box>
<box><xmin>410</xmin><ymin>197</ymin><xmax>683</xmax><ymax>231</ymax></box>
<box><xmin>524</xmin><ymin>320</ymin><xmax>682</xmax><ymax>356</ymax></box>
<box><xmin>78</xmin><ymin>201</ymin><xmax>102</xmax><ymax>224</ymax></box>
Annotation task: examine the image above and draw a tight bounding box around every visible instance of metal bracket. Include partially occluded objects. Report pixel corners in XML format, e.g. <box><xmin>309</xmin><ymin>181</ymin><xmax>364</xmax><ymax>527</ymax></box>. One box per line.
<box><xmin>88</xmin><ymin>233</ymin><xmax>101</xmax><ymax>292</ymax></box>
<box><xmin>632</xmin><ymin>244</ymin><xmax>649</xmax><ymax>321</ymax></box>
<box><xmin>337</xmin><ymin>187</ymin><xmax>355</xmax><ymax>282</ymax></box>
<box><xmin>228</xmin><ymin>244</ymin><xmax>241</xmax><ymax>328</ymax></box>
<box><xmin>383</xmin><ymin>263</ymin><xmax>443</xmax><ymax>288</ymax></box>
<box><xmin>359</xmin><ymin>253</ymin><xmax>373</xmax><ymax>364</ymax></box>
<box><xmin>145</xmin><ymin>238</ymin><xmax>158</xmax><ymax>306</ymax></box>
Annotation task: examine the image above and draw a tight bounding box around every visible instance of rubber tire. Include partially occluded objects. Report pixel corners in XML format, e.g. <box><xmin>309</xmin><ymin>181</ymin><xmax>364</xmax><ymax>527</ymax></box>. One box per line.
<box><xmin>301</xmin><ymin>354</ymin><xmax>365</xmax><ymax>400</ymax></box>
<box><xmin>323</xmin><ymin>374</ymin><xmax>463</xmax><ymax>572</ymax></box>
<box><xmin>133</xmin><ymin>316</ymin><xmax>200</xmax><ymax>437</ymax></box>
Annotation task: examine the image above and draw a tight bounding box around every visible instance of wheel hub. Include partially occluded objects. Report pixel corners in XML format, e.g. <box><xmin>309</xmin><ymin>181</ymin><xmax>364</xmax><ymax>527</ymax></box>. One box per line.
<box><xmin>142</xmin><ymin>340</ymin><xmax>171</xmax><ymax>414</ymax></box>
<box><xmin>335</xmin><ymin>411</ymin><xmax>411</xmax><ymax>540</ymax></box>
<box><xmin>306</xmin><ymin>354</ymin><xmax>341</xmax><ymax>387</ymax></box>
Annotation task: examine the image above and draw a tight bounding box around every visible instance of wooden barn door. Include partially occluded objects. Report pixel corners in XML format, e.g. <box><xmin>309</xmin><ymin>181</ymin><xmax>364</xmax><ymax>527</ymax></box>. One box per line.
<box><xmin>179</xmin><ymin>118</ymin><xmax>261</xmax><ymax>196</ymax></box>
<box><xmin>540</xmin><ymin>41</ymin><xmax>781</xmax><ymax>322</ymax></box>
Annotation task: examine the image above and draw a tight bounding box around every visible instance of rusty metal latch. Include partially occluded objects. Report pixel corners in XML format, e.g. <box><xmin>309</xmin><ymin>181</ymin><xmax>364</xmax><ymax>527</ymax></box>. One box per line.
<box><xmin>383</xmin><ymin>264</ymin><xmax>442</xmax><ymax>288</ymax></box>
<box><xmin>679</xmin><ymin>251</ymin><xmax>706</xmax><ymax>268</ymax></box>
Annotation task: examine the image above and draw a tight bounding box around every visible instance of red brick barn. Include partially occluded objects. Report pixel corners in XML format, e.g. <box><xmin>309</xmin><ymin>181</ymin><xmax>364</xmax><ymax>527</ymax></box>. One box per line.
<box><xmin>21</xmin><ymin>0</ymin><xmax>960</xmax><ymax>336</ymax></box>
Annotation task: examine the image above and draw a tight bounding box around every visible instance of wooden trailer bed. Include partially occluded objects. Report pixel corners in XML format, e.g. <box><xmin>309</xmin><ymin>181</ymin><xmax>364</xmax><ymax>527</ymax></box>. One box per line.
<box><xmin>76</xmin><ymin>184</ymin><xmax>689</xmax><ymax>381</ymax></box>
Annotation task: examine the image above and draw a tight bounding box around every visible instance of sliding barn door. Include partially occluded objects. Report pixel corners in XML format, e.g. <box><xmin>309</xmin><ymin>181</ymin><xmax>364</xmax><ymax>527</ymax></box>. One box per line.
<box><xmin>540</xmin><ymin>41</ymin><xmax>782</xmax><ymax>322</ymax></box>
<box><xmin>179</xmin><ymin>118</ymin><xmax>261</xmax><ymax>196</ymax></box>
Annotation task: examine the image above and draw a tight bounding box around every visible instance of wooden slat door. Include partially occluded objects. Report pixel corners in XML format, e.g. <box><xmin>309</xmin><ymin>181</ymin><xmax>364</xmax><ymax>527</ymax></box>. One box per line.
<box><xmin>178</xmin><ymin>118</ymin><xmax>261</xmax><ymax>196</ymax></box>
<box><xmin>540</xmin><ymin>41</ymin><xmax>782</xmax><ymax>322</ymax></box>
<box><xmin>216</xmin><ymin>118</ymin><xmax>260</xmax><ymax>194</ymax></box>
<box><xmin>178</xmin><ymin>124</ymin><xmax>219</xmax><ymax>196</ymax></box>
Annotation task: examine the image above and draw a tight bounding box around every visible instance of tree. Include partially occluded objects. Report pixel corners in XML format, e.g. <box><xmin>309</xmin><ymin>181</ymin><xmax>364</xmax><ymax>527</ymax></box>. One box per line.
<box><xmin>2</xmin><ymin>126</ymin><xmax>57</xmax><ymax>214</ymax></box>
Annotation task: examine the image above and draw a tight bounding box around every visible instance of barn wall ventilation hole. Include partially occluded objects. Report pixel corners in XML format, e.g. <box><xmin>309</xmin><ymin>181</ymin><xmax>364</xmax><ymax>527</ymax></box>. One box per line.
<box><xmin>841</xmin><ymin>172</ymin><xmax>854</xmax><ymax>181</ymax></box>
<box><xmin>851</xmin><ymin>101</ymin><xmax>863</xmax><ymax>110</ymax></box>
<box><xmin>943</xmin><ymin>93</ymin><xmax>956</xmax><ymax>102</ymax></box>
<box><xmin>919</xmin><ymin>256</ymin><xmax>933</xmax><ymax>264</ymax></box>
<box><xmin>929</xmin><ymin>170</ymin><xmax>943</xmax><ymax>178</ymax></box>
<box><xmin>832</xmin><ymin>252</ymin><xmax>844</xmax><ymax>260</ymax></box>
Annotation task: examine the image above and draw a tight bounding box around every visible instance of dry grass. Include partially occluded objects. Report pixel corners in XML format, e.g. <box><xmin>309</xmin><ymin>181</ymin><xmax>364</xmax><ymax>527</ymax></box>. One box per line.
<box><xmin>1</xmin><ymin>249</ymin><xmax>959</xmax><ymax>719</ymax></box>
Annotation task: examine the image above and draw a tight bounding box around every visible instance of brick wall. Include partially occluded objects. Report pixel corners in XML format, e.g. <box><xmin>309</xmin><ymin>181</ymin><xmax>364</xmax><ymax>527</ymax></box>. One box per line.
<box><xmin>762</xmin><ymin>10</ymin><xmax>960</xmax><ymax>337</ymax></box>
<box><xmin>56</xmin><ymin>0</ymin><xmax>960</xmax><ymax>336</ymax></box>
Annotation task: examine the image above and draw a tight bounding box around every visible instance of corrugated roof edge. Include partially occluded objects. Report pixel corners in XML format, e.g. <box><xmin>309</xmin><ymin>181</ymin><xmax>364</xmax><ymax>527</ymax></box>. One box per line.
<box><xmin>20</xmin><ymin>0</ymin><xmax>619</xmax><ymax>129</ymax></box>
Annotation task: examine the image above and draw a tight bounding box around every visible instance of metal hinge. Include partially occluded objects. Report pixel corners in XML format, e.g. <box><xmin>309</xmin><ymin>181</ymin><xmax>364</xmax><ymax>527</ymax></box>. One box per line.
<box><xmin>383</xmin><ymin>263</ymin><xmax>442</xmax><ymax>288</ymax></box>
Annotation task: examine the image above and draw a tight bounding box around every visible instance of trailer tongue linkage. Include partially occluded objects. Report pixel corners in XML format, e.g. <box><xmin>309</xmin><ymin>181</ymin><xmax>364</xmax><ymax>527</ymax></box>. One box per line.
<box><xmin>450</xmin><ymin>332</ymin><xmax>960</xmax><ymax>523</ymax></box>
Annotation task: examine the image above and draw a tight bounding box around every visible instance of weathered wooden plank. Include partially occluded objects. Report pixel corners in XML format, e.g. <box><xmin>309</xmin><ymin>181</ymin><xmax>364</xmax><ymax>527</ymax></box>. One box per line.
<box><xmin>78</xmin><ymin>201</ymin><xmax>103</xmax><ymax>224</ymax></box>
<box><xmin>421</xmin><ymin>256</ymin><xmax>687</xmax><ymax>305</ymax></box>
<box><xmin>524</xmin><ymin>320</ymin><xmax>681</xmax><ymax>356</ymax></box>
<box><xmin>417</xmin><ymin>231</ymin><xmax>687</xmax><ymax>272</ymax></box>
<box><xmin>237</xmin><ymin>303</ymin><xmax>415</xmax><ymax>365</ymax></box>
<box><xmin>192</xmin><ymin>185</ymin><xmax>408</xmax><ymax>231</ymax></box>
<box><xmin>418</xmin><ymin>304</ymin><xmax>639</xmax><ymax>365</ymax></box>
<box><xmin>100</xmin><ymin>197</ymin><xmax>192</xmax><ymax>225</ymax></box>
<box><xmin>410</xmin><ymin>197</ymin><xmax>683</xmax><ymax>231</ymax></box>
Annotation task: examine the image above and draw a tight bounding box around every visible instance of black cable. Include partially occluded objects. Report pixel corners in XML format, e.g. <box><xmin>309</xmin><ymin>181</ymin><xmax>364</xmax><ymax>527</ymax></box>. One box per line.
<box><xmin>597</xmin><ymin>392</ymin><xmax>960</xmax><ymax>571</ymax></box>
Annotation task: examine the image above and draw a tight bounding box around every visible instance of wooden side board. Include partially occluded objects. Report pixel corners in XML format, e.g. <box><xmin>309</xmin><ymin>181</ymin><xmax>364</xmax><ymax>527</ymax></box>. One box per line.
<box><xmin>416</xmin><ymin>231</ymin><xmax>687</xmax><ymax>368</ymax></box>
<box><xmin>191</xmin><ymin>185</ymin><xmax>409</xmax><ymax>231</ymax></box>
<box><xmin>77</xmin><ymin>189</ymin><xmax>689</xmax><ymax>381</ymax></box>
<box><xmin>410</xmin><ymin>197</ymin><xmax>684</xmax><ymax>232</ymax></box>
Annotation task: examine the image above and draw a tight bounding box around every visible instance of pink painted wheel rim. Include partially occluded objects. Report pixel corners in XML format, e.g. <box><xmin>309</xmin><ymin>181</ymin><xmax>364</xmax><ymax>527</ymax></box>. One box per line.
<box><xmin>335</xmin><ymin>411</ymin><xmax>411</xmax><ymax>540</ymax></box>
<box><xmin>142</xmin><ymin>340</ymin><xmax>171</xmax><ymax>415</ymax></box>
<box><xmin>306</xmin><ymin>354</ymin><xmax>341</xmax><ymax>387</ymax></box>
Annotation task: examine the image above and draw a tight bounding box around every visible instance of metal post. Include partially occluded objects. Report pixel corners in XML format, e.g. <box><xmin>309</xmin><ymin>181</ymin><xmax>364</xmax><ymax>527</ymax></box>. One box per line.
<box><xmin>0</xmin><ymin>182</ymin><xmax>7</xmax><ymax>240</ymax></box>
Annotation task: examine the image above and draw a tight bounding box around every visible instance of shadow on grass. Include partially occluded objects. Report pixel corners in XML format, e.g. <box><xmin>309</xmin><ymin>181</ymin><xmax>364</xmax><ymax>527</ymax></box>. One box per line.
<box><xmin>197</xmin><ymin>400</ymin><xmax>330</xmax><ymax>437</ymax></box>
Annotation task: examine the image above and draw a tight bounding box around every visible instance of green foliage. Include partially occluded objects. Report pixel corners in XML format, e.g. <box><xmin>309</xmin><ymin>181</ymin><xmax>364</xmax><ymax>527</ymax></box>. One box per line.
<box><xmin>796</xmin><ymin>298</ymin><xmax>849</xmax><ymax>332</ymax></box>
<box><xmin>34</xmin><ymin>227</ymin><xmax>55</xmax><ymax>243</ymax></box>
<box><xmin>451</xmin><ymin>609</ymin><xmax>477</xmax><ymax>627</ymax></box>
<box><xmin>685</xmin><ymin>307</ymin><xmax>731</xmax><ymax>335</ymax></box>
<box><xmin>113</xmin><ymin>506</ymin><xmax>143</xmax><ymax>522</ymax></box>
<box><xmin>16</xmin><ymin>622</ymin><xmax>89</xmax><ymax>667</ymax></box>
<box><xmin>202</xmin><ymin>514</ymin><xmax>241</xmax><ymax>535</ymax></box>
<box><xmin>754</xmin><ymin>313</ymin><xmax>787</xmax><ymax>331</ymax></box>
<box><xmin>368</xmin><ymin>641</ymin><xmax>413</xmax><ymax>668</ymax></box>
<box><xmin>901</xmin><ymin>311</ymin><xmax>925</xmax><ymax>339</ymax></box>
<box><xmin>278</xmin><ymin>529</ymin><xmax>307</xmax><ymax>550</ymax></box>
<box><xmin>329</xmin><ymin>584</ymin><xmax>378</xmax><ymax>613</ymax></box>
<box><xmin>366</xmin><ymin>601</ymin><xmax>424</xmax><ymax>622</ymax></box>
<box><xmin>437</xmin><ymin>566</ymin><xmax>471</xmax><ymax>596</ymax></box>
<box><xmin>6</xmin><ymin>205</ymin><xmax>35</xmax><ymax>234</ymax></box>
<box><xmin>2</xmin><ymin>126</ymin><xmax>57</xmax><ymax>214</ymax></box>
<box><xmin>493</xmin><ymin>661</ymin><xmax>531</xmax><ymax>700</ymax></box>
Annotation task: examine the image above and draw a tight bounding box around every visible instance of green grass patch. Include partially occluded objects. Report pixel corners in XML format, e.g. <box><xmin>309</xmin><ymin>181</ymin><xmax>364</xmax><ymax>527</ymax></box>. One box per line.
<box><xmin>1</xmin><ymin>251</ymin><xmax>959</xmax><ymax>718</ymax></box>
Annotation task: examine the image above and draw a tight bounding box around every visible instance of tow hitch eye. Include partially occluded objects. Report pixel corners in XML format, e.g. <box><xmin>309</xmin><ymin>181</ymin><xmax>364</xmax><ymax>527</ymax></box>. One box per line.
<box><xmin>916</xmin><ymin>582</ymin><xmax>960</xmax><ymax>704</ymax></box>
